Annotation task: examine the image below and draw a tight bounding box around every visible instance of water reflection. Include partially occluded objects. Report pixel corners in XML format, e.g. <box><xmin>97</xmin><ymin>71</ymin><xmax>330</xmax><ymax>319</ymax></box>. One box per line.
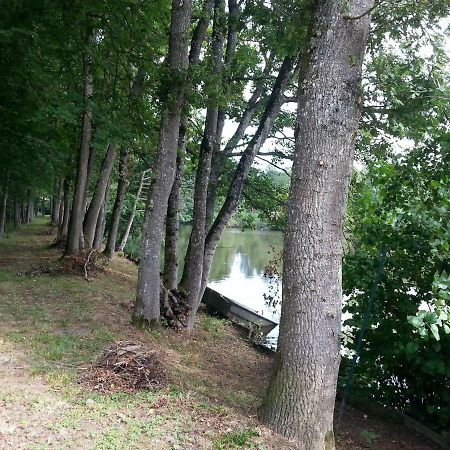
<box><xmin>179</xmin><ymin>226</ymin><xmax>284</xmax><ymax>344</ymax></box>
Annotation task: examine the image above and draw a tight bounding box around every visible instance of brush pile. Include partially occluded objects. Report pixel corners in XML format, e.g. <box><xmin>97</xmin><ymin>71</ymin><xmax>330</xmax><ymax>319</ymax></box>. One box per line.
<box><xmin>79</xmin><ymin>341</ymin><xmax>166</xmax><ymax>393</ymax></box>
<box><xmin>64</xmin><ymin>250</ymin><xmax>107</xmax><ymax>280</ymax></box>
<box><xmin>160</xmin><ymin>285</ymin><xmax>191</xmax><ymax>329</ymax></box>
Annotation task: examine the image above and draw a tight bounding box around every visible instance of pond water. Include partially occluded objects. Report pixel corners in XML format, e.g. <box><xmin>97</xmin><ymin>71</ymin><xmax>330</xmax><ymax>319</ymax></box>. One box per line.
<box><xmin>179</xmin><ymin>226</ymin><xmax>283</xmax><ymax>345</ymax></box>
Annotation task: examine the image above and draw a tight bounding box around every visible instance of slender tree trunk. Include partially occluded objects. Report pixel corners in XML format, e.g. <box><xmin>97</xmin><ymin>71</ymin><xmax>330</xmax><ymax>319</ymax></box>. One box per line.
<box><xmin>59</xmin><ymin>178</ymin><xmax>71</xmax><ymax>238</ymax></box>
<box><xmin>26</xmin><ymin>190</ymin><xmax>34</xmax><ymax>223</ymax></box>
<box><xmin>133</xmin><ymin>0</ymin><xmax>193</xmax><ymax>328</ymax></box>
<box><xmin>83</xmin><ymin>143</ymin><xmax>117</xmax><ymax>248</ymax></box>
<box><xmin>178</xmin><ymin>0</ymin><xmax>225</xmax><ymax>324</ymax></box>
<box><xmin>66</xmin><ymin>29</ymin><xmax>95</xmax><ymax>255</ymax></box>
<box><xmin>104</xmin><ymin>147</ymin><xmax>129</xmax><ymax>258</ymax></box>
<box><xmin>259</xmin><ymin>2</ymin><xmax>373</xmax><ymax>448</ymax></box>
<box><xmin>161</xmin><ymin>0</ymin><xmax>215</xmax><ymax>287</ymax></box>
<box><xmin>93</xmin><ymin>174</ymin><xmax>111</xmax><ymax>250</ymax></box>
<box><xmin>196</xmin><ymin>56</ymin><xmax>296</xmax><ymax>310</ymax></box>
<box><xmin>51</xmin><ymin>178</ymin><xmax>61</xmax><ymax>226</ymax></box>
<box><xmin>206</xmin><ymin>0</ymin><xmax>240</xmax><ymax>226</ymax></box>
<box><xmin>103</xmin><ymin>68</ymin><xmax>145</xmax><ymax>258</ymax></box>
<box><xmin>0</xmin><ymin>189</ymin><xmax>7</xmax><ymax>238</ymax></box>
<box><xmin>163</xmin><ymin>150</ymin><xmax>184</xmax><ymax>290</ymax></box>
<box><xmin>13</xmin><ymin>200</ymin><xmax>20</xmax><ymax>228</ymax></box>
<box><xmin>57</xmin><ymin>194</ymin><xmax>64</xmax><ymax>229</ymax></box>
<box><xmin>117</xmin><ymin>169</ymin><xmax>147</xmax><ymax>253</ymax></box>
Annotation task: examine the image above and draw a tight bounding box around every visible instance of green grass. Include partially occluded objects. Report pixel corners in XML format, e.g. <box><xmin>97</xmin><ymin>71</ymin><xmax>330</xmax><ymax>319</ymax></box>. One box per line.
<box><xmin>200</xmin><ymin>314</ymin><xmax>226</xmax><ymax>337</ymax></box>
<box><xmin>0</xmin><ymin>219</ymin><xmax>275</xmax><ymax>450</ymax></box>
<box><xmin>214</xmin><ymin>428</ymin><xmax>260</xmax><ymax>449</ymax></box>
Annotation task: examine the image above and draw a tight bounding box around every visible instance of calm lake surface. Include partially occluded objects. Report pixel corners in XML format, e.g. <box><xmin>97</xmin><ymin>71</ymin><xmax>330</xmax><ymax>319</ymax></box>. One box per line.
<box><xmin>179</xmin><ymin>226</ymin><xmax>283</xmax><ymax>343</ymax></box>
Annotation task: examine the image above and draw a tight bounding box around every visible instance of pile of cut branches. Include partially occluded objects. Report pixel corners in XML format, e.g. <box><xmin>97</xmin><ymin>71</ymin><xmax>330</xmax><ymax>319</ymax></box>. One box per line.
<box><xmin>160</xmin><ymin>285</ymin><xmax>191</xmax><ymax>330</ymax></box>
<box><xmin>79</xmin><ymin>341</ymin><xmax>166</xmax><ymax>393</ymax></box>
<box><xmin>61</xmin><ymin>249</ymin><xmax>108</xmax><ymax>280</ymax></box>
<box><xmin>22</xmin><ymin>250</ymin><xmax>108</xmax><ymax>280</ymax></box>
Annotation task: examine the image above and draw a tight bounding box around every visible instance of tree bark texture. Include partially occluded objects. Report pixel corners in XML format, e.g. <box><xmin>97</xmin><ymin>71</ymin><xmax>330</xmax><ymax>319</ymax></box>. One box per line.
<box><xmin>83</xmin><ymin>143</ymin><xmax>117</xmax><ymax>248</ymax></box>
<box><xmin>66</xmin><ymin>29</ymin><xmax>94</xmax><ymax>255</ymax></box>
<box><xmin>59</xmin><ymin>178</ymin><xmax>71</xmax><ymax>238</ymax></box>
<box><xmin>133</xmin><ymin>0</ymin><xmax>193</xmax><ymax>328</ymax></box>
<box><xmin>178</xmin><ymin>0</ymin><xmax>225</xmax><ymax>326</ymax></box>
<box><xmin>161</xmin><ymin>0</ymin><xmax>215</xmax><ymax>287</ymax></box>
<box><xmin>51</xmin><ymin>178</ymin><xmax>61</xmax><ymax>226</ymax></box>
<box><xmin>104</xmin><ymin>147</ymin><xmax>129</xmax><ymax>258</ymax></box>
<box><xmin>163</xmin><ymin>151</ymin><xmax>184</xmax><ymax>290</ymax></box>
<box><xmin>259</xmin><ymin>2</ymin><xmax>373</xmax><ymax>448</ymax></box>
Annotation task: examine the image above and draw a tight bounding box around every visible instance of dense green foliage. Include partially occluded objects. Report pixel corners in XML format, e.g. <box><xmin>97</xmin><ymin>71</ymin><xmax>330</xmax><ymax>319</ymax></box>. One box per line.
<box><xmin>342</xmin><ymin>19</ymin><xmax>450</xmax><ymax>430</ymax></box>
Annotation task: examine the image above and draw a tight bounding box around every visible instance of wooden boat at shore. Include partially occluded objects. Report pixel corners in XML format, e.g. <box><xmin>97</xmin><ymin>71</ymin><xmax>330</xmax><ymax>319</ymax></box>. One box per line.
<box><xmin>201</xmin><ymin>287</ymin><xmax>278</xmax><ymax>338</ymax></box>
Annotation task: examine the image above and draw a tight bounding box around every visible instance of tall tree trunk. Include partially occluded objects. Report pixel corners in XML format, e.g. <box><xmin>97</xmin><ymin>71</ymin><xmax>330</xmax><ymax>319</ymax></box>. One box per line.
<box><xmin>26</xmin><ymin>189</ymin><xmax>34</xmax><ymax>223</ymax></box>
<box><xmin>83</xmin><ymin>143</ymin><xmax>117</xmax><ymax>248</ymax></box>
<box><xmin>161</xmin><ymin>0</ymin><xmax>215</xmax><ymax>287</ymax></box>
<box><xmin>133</xmin><ymin>0</ymin><xmax>193</xmax><ymax>328</ymax></box>
<box><xmin>117</xmin><ymin>169</ymin><xmax>147</xmax><ymax>253</ymax></box>
<box><xmin>66</xmin><ymin>29</ymin><xmax>95</xmax><ymax>255</ymax></box>
<box><xmin>59</xmin><ymin>178</ymin><xmax>71</xmax><ymax>238</ymax></box>
<box><xmin>57</xmin><ymin>193</ymin><xmax>64</xmax><ymax>229</ymax></box>
<box><xmin>259</xmin><ymin>2</ymin><xmax>373</xmax><ymax>448</ymax></box>
<box><xmin>178</xmin><ymin>0</ymin><xmax>225</xmax><ymax>325</ymax></box>
<box><xmin>103</xmin><ymin>68</ymin><xmax>145</xmax><ymax>258</ymax></box>
<box><xmin>163</xmin><ymin>151</ymin><xmax>184</xmax><ymax>290</ymax></box>
<box><xmin>51</xmin><ymin>178</ymin><xmax>61</xmax><ymax>226</ymax></box>
<box><xmin>93</xmin><ymin>174</ymin><xmax>111</xmax><ymax>250</ymax></box>
<box><xmin>205</xmin><ymin>0</ymin><xmax>240</xmax><ymax>226</ymax></box>
<box><xmin>195</xmin><ymin>56</ymin><xmax>296</xmax><ymax>312</ymax></box>
<box><xmin>13</xmin><ymin>200</ymin><xmax>20</xmax><ymax>228</ymax></box>
<box><xmin>0</xmin><ymin>189</ymin><xmax>7</xmax><ymax>238</ymax></box>
<box><xmin>104</xmin><ymin>147</ymin><xmax>129</xmax><ymax>258</ymax></box>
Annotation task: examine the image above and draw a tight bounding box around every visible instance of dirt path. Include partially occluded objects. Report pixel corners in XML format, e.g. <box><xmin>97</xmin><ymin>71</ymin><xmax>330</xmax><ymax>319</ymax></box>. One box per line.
<box><xmin>0</xmin><ymin>219</ymin><xmax>442</xmax><ymax>449</ymax></box>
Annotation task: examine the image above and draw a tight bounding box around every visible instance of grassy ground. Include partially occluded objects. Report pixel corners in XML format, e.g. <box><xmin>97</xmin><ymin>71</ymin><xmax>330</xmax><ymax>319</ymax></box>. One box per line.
<box><xmin>0</xmin><ymin>218</ymin><xmax>440</xmax><ymax>450</ymax></box>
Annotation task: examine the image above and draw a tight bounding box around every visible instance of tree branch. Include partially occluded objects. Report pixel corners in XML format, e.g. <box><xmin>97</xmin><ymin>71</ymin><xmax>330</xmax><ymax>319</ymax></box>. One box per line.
<box><xmin>343</xmin><ymin>2</ymin><xmax>378</xmax><ymax>20</ymax></box>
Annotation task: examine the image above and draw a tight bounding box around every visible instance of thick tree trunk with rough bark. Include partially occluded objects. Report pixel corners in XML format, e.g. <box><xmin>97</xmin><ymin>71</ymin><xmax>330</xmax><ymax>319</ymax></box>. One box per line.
<box><xmin>66</xmin><ymin>29</ymin><xmax>94</xmax><ymax>255</ymax></box>
<box><xmin>133</xmin><ymin>0</ymin><xmax>193</xmax><ymax>328</ymax></box>
<box><xmin>83</xmin><ymin>143</ymin><xmax>117</xmax><ymax>248</ymax></box>
<box><xmin>104</xmin><ymin>147</ymin><xmax>129</xmax><ymax>258</ymax></box>
<box><xmin>259</xmin><ymin>2</ymin><xmax>373</xmax><ymax>448</ymax></box>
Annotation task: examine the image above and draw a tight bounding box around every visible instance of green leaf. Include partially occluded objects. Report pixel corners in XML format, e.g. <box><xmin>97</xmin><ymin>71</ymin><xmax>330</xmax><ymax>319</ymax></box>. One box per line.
<box><xmin>424</xmin><ymin>312</ymin><xmax>438</xmax><ymax>324</ymax></box>
<box><xmin>406</xmin><ymin>342</ymin><xmax>419</xmax><ymax>353</ymax></box>
<box><xmin>407</xmin><ymin>315</ymin><xmax>423</xmax><ymax>328</ymax></box>
<box><xmin>429</xmin><ymin>323</ymin><xmax>440</xmax><ymax>341</ymax></box>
